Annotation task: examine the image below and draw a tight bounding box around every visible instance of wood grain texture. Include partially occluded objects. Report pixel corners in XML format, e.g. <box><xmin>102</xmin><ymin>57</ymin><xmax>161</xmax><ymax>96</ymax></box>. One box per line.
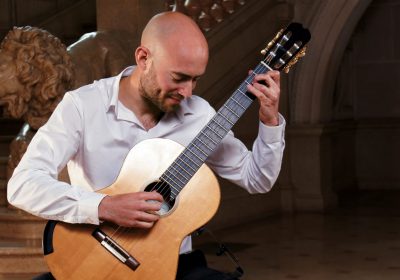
<box><xmin>44</xmin><ymin>138</ymin><xmax>220</xmax><ymax>280</ymax></box>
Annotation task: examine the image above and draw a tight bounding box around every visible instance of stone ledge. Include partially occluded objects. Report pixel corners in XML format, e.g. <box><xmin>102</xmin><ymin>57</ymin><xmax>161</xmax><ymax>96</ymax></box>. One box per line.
<box><xmin>0</xmin><ymin>208</ymin><xmax>46</xmax><ymax>239</ymax></box>
<box><xmin>0</xmin><ymin>246</ymin><xmax>47</xmax><ymax>274</ymax></box>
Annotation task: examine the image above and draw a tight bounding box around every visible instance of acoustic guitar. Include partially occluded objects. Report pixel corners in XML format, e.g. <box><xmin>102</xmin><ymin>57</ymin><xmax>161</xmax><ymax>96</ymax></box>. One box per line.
<box><xmin>42</xmin><ymin>22</ymin><xmax>311</xmax><ymax>279</ymax></box>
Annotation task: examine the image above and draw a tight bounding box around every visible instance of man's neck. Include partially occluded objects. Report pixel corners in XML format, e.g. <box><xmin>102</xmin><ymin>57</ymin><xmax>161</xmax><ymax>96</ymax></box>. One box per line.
<box><xmin>119</xmin><ymin>74</ymin><xmax>163</xmax><ymax>131</ymax></box>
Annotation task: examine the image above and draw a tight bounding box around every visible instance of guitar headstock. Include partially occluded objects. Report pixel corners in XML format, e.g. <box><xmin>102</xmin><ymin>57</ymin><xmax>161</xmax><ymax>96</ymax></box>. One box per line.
<box><xmin>261</xmin><ymin>22</ymin><xmax>311</xmax><ymax>73</ymax></box>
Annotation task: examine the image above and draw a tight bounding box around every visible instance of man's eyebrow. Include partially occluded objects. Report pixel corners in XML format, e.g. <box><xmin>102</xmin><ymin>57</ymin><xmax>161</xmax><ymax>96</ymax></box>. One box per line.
<box><xmin>171</xmin><ymin>71</ymin><xmax>201</xmax><ymax>80</ymax></box>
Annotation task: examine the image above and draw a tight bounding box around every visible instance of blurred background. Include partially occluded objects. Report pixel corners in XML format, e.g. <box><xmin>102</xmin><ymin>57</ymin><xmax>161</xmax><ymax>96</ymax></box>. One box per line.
<box><xmin>0</xmin><ymin>0</ymin><xmax>399</xmax><ymax>279</ymax></box>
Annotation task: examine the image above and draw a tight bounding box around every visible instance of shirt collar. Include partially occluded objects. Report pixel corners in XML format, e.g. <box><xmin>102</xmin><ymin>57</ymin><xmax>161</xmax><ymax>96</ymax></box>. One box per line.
<box><xmin>107</xmin><ymin>66</ymin><xmax>133</xmax><ymax>113</ymax></box>
<box><xmin>107</xmin><ymin>65</ymin><xmax>194</xmax><ymax>125</ymax></box>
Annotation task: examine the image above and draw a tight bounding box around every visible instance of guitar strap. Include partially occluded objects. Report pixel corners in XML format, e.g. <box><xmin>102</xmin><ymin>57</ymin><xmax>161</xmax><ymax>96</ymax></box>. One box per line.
<box><xmin>194</xmin><ymin>227</ymin><xmax>244</xmax><ymax>278</ymax></box>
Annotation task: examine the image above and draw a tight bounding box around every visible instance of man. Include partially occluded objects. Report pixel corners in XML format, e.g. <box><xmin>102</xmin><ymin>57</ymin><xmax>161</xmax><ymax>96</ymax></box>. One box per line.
<box><xmin>7</xmin><ymin>11</ymin><xmax>285</xmax><ymax>280</ymax></box>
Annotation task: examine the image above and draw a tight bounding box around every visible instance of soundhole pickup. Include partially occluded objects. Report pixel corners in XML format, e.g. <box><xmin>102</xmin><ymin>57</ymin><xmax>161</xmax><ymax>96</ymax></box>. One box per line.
<box><xmin>92</xmin><ymin>228</ymin><xmax>140</xmax><ymax>270</ymax></box>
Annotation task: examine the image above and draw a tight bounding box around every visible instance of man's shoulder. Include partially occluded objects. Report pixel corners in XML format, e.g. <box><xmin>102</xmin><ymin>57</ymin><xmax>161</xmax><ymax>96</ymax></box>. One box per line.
<box><xmin>66</xmin><ymin>76</ymin><xmax>116</xmax><ymax>108</ymax></box>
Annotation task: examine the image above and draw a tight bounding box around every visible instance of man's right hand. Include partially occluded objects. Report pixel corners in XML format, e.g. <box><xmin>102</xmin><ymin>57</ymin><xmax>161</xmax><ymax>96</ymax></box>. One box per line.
<box><xmin>98</xmin><ymin>191</ymin><xmax>163</xmax><ymax>228</ymax></box>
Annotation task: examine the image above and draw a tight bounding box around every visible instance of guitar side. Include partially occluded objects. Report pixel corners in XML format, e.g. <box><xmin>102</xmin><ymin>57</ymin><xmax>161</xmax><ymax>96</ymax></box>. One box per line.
<box><xmin>44</xmin><ymin>138</ymin><xmax>221</xmax><ymax>280</ymax></box>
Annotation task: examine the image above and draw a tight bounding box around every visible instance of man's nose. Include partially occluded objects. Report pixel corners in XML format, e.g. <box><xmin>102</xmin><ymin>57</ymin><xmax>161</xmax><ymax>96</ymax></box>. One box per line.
<box><xmin>178</xmin><ymin>81</ymin><xmax>194</xmax><ymax>98</ymax></box>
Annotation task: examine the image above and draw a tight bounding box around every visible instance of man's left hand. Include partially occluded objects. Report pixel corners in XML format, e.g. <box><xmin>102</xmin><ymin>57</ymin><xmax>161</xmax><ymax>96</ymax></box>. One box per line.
<box><xmin>246</xmin><ymin>70</ymin><xmax>280</xmax><ymax>126</ymax></box>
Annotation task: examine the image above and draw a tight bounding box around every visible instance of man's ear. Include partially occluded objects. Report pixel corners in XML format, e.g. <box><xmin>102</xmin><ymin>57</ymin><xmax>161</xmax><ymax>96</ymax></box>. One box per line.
<box><xmin>135</xmin><ymin>46</ymin><xmax>150</xmax><ymax>70</ymax></box>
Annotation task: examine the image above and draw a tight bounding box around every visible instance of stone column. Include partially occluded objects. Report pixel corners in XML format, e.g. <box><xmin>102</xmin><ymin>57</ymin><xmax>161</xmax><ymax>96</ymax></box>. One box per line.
<box><xmin>287</xmin><ymin>124</ymin><xmax>338</xmax><ymax>211</ymax></box>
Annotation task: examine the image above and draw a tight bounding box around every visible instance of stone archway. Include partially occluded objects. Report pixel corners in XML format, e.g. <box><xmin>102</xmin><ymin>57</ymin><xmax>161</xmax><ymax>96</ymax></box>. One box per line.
<box><xmin>293</xmin><ymin>0</ymin><xmax>372</xmax><ymax>123</ymax></box>
<box><xmin>280</xmin><ymin>0</ymin><xmax>373</xmax><ymax>212</ymax></box>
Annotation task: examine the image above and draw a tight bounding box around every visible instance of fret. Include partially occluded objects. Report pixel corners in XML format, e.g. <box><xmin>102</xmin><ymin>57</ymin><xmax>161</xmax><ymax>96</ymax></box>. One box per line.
<box><xmin>229</xmin><ymin>96</ymin><xmax>247</xmax><ymax>111</ymax></box>
<box><xmin>186</xmin><ymin>145</ymin><xmax>207</xmax><ymax>162</ymax></box>
<box><xmin>210</xmin><ymin>118</ymin><xmax>229</xmax><ymax>135</ymax></box>
<box><xmin>196</xmin><ymin>134</ymin><xmax>215</xmax><ymax>151</ymax></box>
<box><xmin>176</xmin><ymin>155</ymin><xmax>198</xmax><ymax>173</ymax></box>
<box><xmin>237</xmin><ymin>87</ymin><xmax>254</xmax><ymax>101</ymax></box>
<box><xmin>205</xmin><ymin>124</ymin><xmax>224</xmax><ymax>139</ymax></box>
<box><xmin>172</xmin><ymin>159</ymin><xmax>193</xmax><ymax>178</ymax></box>
<box><xmin>237</xmin><ymin>88</ymin><xmax>246</xmax><ymax>95</ymax></box>
<box><xmin>230</xmin><ymin>96</ymin><xmax>246</xmax><ymax>110</ymax></box>
<box><xmin>213</xmin><ymin>115</ymin><xmax>237</xmax><ymax>135</ymax></box>
<box><xmin>222</xmin><ymin>104</ymin><xmax>240</xmax><ymax>119</ymax></box>
<box><xmin>225</xmin><ymin>101</ymin><xmax>246</xmax><ymax>117</ymax></box>
<box><xmin>201</xmin><ymin>131</ymin><xmax>220</xmax><ymax>147</ymax></box>
<box><xmin>181</xmin><ymin>149</ymin><xmax>203</xmax><ymax>167</ymax></box>
<box><xmin>167</xmin><ymin>165</ymin><xmax>190</xmax><ymax>183</ymax></box>
<box><xmin>217</xmin><ymin>112</ymin><xmax>234</xmax><ymax>126</ymax></box>
<box><xmin>191</xmin><ymin>142</ymin><xmax>209</xmax><ymax>158</ymax></box>
<box><xmin>193</xmin><ymin>137</ymin><xmax>215</xmax><ymax>155</ymax></box>
<box><xmin>162</xmin><ymin>171</ymin><xmax>184</xmax><ymax>188</ymax></box>
<box><xmin>200</xmin><ymin>130</ymin><xmax>218</xmax><ymax>145</ymax></box>
<box><xmin>232</xmin><ymin>91</ymin><xmax>253</xmax><ymax>108</ymax></box>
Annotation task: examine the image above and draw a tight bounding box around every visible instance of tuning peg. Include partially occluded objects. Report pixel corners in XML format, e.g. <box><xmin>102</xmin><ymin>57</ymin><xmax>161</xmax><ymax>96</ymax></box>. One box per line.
<box><xmin>283</xmin><ymin>46</ymin><xmax>307</xmax><ymax>73</ymax></box>
<box><xmin>260</xmin><ymin>29</ymin><xmax>284</xmax><ymax>56</ymax></box>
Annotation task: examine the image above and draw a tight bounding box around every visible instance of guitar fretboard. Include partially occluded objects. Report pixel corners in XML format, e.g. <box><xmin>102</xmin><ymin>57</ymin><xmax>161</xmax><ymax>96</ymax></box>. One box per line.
<box><xmin>160</xmin><ymin>61</ymin><xmax>272</xmax><ymax>199</ymax></box>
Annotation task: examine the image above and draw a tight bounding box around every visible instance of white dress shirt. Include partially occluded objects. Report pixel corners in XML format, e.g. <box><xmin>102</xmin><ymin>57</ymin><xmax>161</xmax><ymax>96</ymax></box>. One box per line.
<box><xmin>7</xmin><ymin>66</ymin><xmax>285</xmax><ymax>253</ymax></box>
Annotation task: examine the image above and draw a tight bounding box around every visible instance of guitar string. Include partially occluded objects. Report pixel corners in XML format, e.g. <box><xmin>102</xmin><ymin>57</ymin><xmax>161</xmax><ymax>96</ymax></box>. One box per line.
<box><xmin>105</xmin><ymin>62</ymin><xmax>269</xmax><ymax>249</ymax></box>
<box><xmin>98</xmin><ymin>31</ymin><xmax>309</xmax><ymax>262</ymax></box>
<box><xmin>142</xmin><ymin>62</ymin><xmax>268</xmax><ymax>206</ymax></box>
<box><xmin>104</xmin><ymin>62</ymin><xmax>267</xmax><ymax>243</ymax></box>
<box><xmin>108</xmin><ymin>62</ymin><xmax>268</xmax><ymax>245</ymax></box>
<box><xmin>108</xmin><ymin>61</ymin><xmax>270</xmax><ymax>244</ymax></box>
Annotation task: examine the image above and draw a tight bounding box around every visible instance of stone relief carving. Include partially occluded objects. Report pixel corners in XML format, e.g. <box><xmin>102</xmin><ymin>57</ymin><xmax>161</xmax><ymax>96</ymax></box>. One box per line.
<box><xmin>0</xmin><ymin>26</ymin><xmax>74</xmax><ymax>181</ymax></box>
<box><xmin>0</xmin><ymin>26</ymin><xmax>74</xmax><ymax>130</ymax></box>
<box><xmin>67</xmin><ymin>30</ymin><xmax>133</xmax><ymax>89</ymax></box>
<box><xmin>1</xmin><ymin>26</ymin><xmax>133</xmax><ymax>182</ymax></box>
<box><xmin>165</xmin><ymin>0</ymin><xmax>247</xmax><ymax>32</ymax></box>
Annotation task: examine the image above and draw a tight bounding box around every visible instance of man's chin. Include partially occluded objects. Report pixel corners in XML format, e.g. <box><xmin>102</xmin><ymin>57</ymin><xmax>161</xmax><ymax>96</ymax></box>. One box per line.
<box><xmin>164</xmin><ymin>104</ymin><xmax>180</xmax><ymax>113</ymax></box>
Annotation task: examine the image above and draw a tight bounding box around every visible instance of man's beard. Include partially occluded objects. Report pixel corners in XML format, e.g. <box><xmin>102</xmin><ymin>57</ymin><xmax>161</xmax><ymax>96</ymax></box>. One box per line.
<box><xmin>139</xmin><ymin>67</ymin><xmax>182</xmax><ymax>113</ymax></box>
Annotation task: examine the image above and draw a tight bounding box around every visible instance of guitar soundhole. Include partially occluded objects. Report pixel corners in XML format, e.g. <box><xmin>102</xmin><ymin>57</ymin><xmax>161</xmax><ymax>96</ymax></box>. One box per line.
<box><xmin>144</xmin><ymin>181</ymin><xmax>176</xmax><ymax>216</ymax></box>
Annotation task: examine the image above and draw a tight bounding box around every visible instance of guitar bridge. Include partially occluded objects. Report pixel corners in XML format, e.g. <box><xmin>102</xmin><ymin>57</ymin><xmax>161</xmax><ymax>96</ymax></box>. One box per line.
<box><xmin>92</xmin><ymin>228</ymin><xmax>140</xmax><ymax>270</ymax></box>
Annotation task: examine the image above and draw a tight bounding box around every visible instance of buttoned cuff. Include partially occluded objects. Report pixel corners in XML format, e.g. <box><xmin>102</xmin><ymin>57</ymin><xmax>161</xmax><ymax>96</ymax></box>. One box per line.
<box><xmin>258</xmin><ymin>114</ymin><xmax>286</xmax><ymax>143</ymax></box>
<box><xmin>78</xmin><ymin>191</ymin><xmax>107</xmax><ymax>225</ymax></box>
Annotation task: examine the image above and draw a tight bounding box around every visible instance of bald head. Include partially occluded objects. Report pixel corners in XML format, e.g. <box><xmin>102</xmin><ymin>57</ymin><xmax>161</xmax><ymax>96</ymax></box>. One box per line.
<box><xmin>129</xmin><ymin>12</ymin><xmax>209</xmax><ymax>114</ymax></box>
<box><xmin>140</xmin><ymin>12</ymin><xmax>208</xmax><ymax>63</ymax></box>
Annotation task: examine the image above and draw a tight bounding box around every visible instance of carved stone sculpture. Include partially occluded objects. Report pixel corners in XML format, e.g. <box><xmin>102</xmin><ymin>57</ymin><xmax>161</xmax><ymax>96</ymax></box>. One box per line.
<box><xmin>67</xmin><ymin>30</ymin><xmax>133</xmax><ymax>89</ymax></box>
<box><xmin>0</xmin><ymin>26</ymin><xmax>74</xmax><ymax>181</ymax></box>
<box><xmin>165</xmin><ymin>0</ymin><xmax>247</xmax><ymax>32</ymax></box>
<box><xmin>0</xmin><ymin>26</ymin><xmax>74</xmax><ymax>130</ymax></box>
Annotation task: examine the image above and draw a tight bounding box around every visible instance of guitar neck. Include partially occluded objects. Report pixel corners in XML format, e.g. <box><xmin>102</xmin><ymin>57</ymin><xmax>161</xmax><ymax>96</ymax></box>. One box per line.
<box><xmin>160</xmin><ymin>61</ymin><xmax>272</xmax><ymax>199</ymax></box>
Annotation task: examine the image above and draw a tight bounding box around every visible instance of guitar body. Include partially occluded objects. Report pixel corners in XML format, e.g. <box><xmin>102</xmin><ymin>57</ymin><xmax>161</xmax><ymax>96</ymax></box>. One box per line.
<box><xmin>44</xmin><ymin>138</ymin><xmax>221</xmax><ymax>280</ymax></box>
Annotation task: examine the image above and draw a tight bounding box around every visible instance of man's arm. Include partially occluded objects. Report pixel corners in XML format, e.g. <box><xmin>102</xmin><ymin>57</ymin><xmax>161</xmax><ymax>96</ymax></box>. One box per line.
<box><xmin>206</xmin><ymin>71</ymin><xmax>285</xmax><ymax>193</ymax></box>
<box><xmin>7</xmin><ymin>93</ymin><xmax>106</xmax><ymax>224</ymax></box>
<box><xmin>207</xmin><ymin>116</ymin><xmax>285</xmax><ymax>193</ymax></box>
<box><xmin>7</xmin><ymin>92</ymin><xmax>163</xmax><ymax>227</ymax></box>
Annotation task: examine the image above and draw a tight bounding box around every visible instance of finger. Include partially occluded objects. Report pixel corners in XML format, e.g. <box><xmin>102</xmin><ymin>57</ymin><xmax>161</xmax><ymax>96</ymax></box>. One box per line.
<box><xmin>253</xmin><ymin>82</ymin><xmax>279</xmax><ymax>102</ymax></box>
<box><xmin>246</xmin><ymin>83</ymin><xmax>265</xmax><ymax>101</ymax></box>
<box><xmin>143</xmin><ymin>200</ymin><xmax>163</xmax><ymax>212</ymax></box>
<box><xmin>268</xmin><ymin>71</ymin><xmax>280</xmax><ymax>88</ymax></box>
<box><xmin>137</xmin><ymin>211</ymin><xmax>160</xmax><ymax>222</ymax></box>
<box><xmin>268</xmin><ymin>70</ymin><xmax>280</xmax><ymax>80</ymax></box>
<box><xmin>133</xmin><ymin>220</ymin><xmax>156</xmax><ymax>229</ymax></box>
<box><xmin>137</xmin><ymin>191</ymin><xmax>164</xmax><ymax>202</ymax></box>
<box><xmin>254</xmin><ymin>73</ymin><xmax>278</xmax><ymax>89</ymax></box>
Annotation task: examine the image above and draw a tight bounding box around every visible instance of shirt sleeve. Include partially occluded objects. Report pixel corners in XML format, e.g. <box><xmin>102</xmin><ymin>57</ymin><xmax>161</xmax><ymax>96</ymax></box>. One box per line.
<box><xmin>7</xmin><ymin>92</ymin><xmax>106</xmax><ymax>224</ymax></box>
<box><xmin>206</xmin><ymin>114</ymin><xmax>286</xmax><ymax>194</ymax></box>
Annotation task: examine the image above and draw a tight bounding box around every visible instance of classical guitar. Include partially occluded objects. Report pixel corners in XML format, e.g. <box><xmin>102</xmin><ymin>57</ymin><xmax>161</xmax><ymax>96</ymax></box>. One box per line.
<box><xmin>43</xmin><ymin>23</ymin><xmax>310</xmax><ymax>279</ymax></box>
